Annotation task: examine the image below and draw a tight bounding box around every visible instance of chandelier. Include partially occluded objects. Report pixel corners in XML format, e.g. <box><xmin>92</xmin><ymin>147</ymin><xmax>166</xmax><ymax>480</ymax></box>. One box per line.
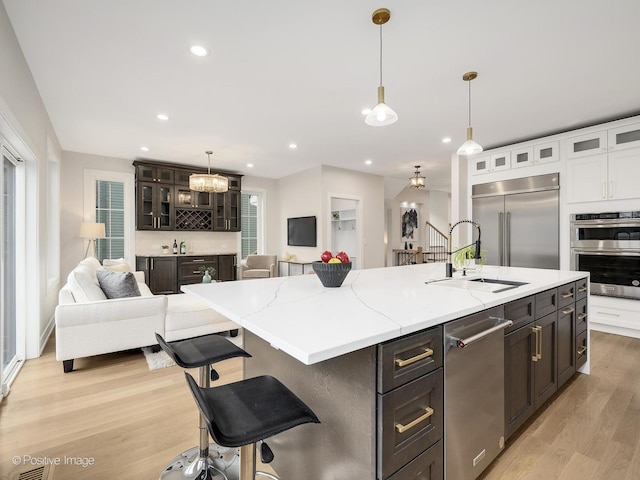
<box><xmin>409</xmin><ymin>165</ymin><xmax>426</xmax><ymax>189</ymax></box>
<box><xmin>189</xmin><ymin>150</ymin><xmax>229</xmax><ymax>193</ymax></box>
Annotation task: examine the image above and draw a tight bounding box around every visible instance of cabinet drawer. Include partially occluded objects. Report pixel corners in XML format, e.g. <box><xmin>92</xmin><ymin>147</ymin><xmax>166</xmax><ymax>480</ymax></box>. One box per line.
<box><xmin>387</xmin><ymin>439</ymin><xmax>443</xmax><ymax>480</ymax></box>
<box><xmin>558</xmin><ymin>282</ymin><xmax>576</xmax><ymax>309</ymax></box>
<box><xmin>377</xmin><ymin>327</ymin><xmax>442</xmax><ymax>394</ymax></box>
<box><xmin>179</xmin><ymin>261</ymin><xmax>218</xmax><ymax>278</ymax></box>
<box><xmin>535</xmin><ymin>288</ymin><xmax>558</xmax><ymax>318</ymax></box>
<box><xmin>178</xmin><ymin>256</ymin><xmax>218</xmax><ymax>266</ymax></box>
<box><xmin>378</xmin><ymin>369</ymin><xmax>443</xmax><ymax>480</ymax></box>
<box><xmin>576</xmin><ymin>278</ymin><xmax>588</xmax><ymax>300</ymax></box>
<box><xmin>576</xmin><ymin>330</ymin><xmax>588</xmax><ymax>370</ymax></box>
<box><xmin>576</xmin><ymin>298</ymin><xmax>588</xmax><ymax>335</ymax></box>
<box><xmin>504</xmin><ymin>295</ymin><xmax>535</xmax><ymax>334</ymax></box>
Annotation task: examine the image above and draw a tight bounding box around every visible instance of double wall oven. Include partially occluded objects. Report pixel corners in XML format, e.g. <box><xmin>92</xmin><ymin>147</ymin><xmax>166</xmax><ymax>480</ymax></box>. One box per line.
<box><xmin>570</xmin><ymin>212</ymin><xmax>640</xmax><ymax>299</ymax></box>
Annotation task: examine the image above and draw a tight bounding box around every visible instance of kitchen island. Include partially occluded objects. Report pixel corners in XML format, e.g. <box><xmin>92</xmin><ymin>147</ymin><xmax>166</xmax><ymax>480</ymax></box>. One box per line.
<box><xmin>183</xmin><ymin>263</ymin><xmax>589</xmax><ymax>479</ymax></box>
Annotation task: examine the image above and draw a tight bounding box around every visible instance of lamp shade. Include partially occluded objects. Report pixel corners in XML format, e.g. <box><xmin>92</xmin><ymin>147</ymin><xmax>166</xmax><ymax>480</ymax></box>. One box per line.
<box><xmin>365</xmin><ymin>86</ymin><xmax>398</xmax><ymax>127</ymax></box>
<box><xmin>456</xmin><ymin>127</ymin><xmax>484</xmax><ymax>156</ymax></box>
<box><xmin>79</xmin><ymin>222</ymin><xmax>106</xmax><ymax>239</ymax></box>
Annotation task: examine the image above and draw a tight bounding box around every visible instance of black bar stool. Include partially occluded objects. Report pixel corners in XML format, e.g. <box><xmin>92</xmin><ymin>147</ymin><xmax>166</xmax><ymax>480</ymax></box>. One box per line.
<box><xmin>184</xmin><ymin>371</ymin><xmax>320</xmax><ymax>480</ymax></box>
<box><xmin>156</xmin><ymin>332</ymin><xmax>251</xmax><ymax>480</ymax></box>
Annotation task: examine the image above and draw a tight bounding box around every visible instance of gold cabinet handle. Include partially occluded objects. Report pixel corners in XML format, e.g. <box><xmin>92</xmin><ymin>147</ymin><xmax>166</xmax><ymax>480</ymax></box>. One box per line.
<box><xmin>561</xmin><ymin>307</ymin><xmax>575</xmax><ymax>315</ymax></box>
<box><xmin>561</xmin><ymin>292</ymin><xmax>574</xmax><ymax>299</ymax></box>
<box><xmin>395</xmin><ymin>348</ymin><xmax>434</xmax><ymax>368</ymax></box>
<box><xmin>577</xmin><ymin>313</ymin><xmax>587</xmax><ymax>320</ymax></box>
<box><xmin>395</xmin><ymin>407</ymin><xmax>434</xmax><ymax>434</ymax></box>
<box><xmin>578</xmin><ymin>286</ymin><xmax>587</xmax><ymax>293</ymax></box>
<box><xmin>531</xmin><ymin>325</ymin><xmax>542</xmax><ymax>362</ymax></box>
<box><xmin>577</xmin><ymin>346</ymin><xmax>587</xmax><ymax>355</ymax></box>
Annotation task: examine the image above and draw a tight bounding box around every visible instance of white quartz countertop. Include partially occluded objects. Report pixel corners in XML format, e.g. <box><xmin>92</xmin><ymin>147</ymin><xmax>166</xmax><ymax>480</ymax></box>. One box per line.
<box><xmin>136</xmin><ymin>252</ymin><xmax>237</xmax><ymax>257</ymax></box>
<box><xmin>182</xmin><ymin>263</ymin><xmax>589</xmax><ymax>365</ymax></box>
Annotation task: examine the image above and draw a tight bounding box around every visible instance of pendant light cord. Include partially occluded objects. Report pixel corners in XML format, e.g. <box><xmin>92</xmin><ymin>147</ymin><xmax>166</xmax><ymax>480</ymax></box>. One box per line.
<box><xmin>468</xmin><ymin>79</ymin><xmax>472</xmax><ymax>128</ymax></box>
<box><xmin>379</xmin><ymin>24</ymin><xmax>383</xmax><ymax>86</ymax></box>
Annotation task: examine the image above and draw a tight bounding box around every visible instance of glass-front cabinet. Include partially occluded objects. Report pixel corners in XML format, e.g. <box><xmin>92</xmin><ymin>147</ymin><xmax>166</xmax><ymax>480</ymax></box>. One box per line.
<box><xmin>136</xmin><ymin>182</ymin><xmax>173</xmax><ymax>230</ymax></box>
<box><xmin>174</xmin><ymin>187</ymin><xmax>214</xmax><ymax>210</ymax></box>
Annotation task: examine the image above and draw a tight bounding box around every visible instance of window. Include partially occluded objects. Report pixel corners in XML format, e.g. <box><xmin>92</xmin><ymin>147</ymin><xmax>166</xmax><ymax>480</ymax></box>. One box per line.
<box><xmin>95</xmin><ymin>180</ymin><xmax>125</xmax><ymax>262</ymax></box>
<box><xmin>84</xmin><ymin>170</ymin><xmax>134</xmax><ymax>265</ymax></box>
<box><xmin>241</xmin><ymin>193</ymin><xmax>258</xmax><ymax>259</ymax></box>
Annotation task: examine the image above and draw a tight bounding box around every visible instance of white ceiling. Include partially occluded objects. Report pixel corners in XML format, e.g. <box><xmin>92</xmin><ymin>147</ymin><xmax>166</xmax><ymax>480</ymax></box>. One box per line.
<box><xmin>4</xmin><ymin>0</ymin><xmax>640</xmax><ymax>191</ymax></box>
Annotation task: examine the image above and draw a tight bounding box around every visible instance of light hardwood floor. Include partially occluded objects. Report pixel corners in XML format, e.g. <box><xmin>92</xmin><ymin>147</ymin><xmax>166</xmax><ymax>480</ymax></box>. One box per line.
<box><xmin>1</xmin><ymin>330</ymin><xmax>639</xmax><ymax>479</ymax></box>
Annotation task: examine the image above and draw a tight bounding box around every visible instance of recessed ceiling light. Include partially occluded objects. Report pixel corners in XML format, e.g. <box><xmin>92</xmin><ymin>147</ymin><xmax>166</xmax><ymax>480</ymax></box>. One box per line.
<box><xmin>156</xmin><ymin>114</ymin><xmax>169</xmax><ymax>121</ymax></box>
<box><xmin>365</xmin><ymin>159</ymin><xmax>372</xmax><ymax>165</ymax></box>
<box><xmin>361</xmin><ymin>108</ymin><xmax>372</xmax><ymax>115</ymax></box>
<box><xmin>190</xmin><ymin>45</ymin><xmax>208</xmax><ymax>57</ymax></box>
<box><xmin>247</xmin><ymin>163</ymin><xmax>254</xmax><ymax>168</ymax></box>
<box><xmin>442</xmin><ymin>137</ymin><xmax>452</xmax><ymax>143</ymax></box>
<box><xmin>140</xmin><ymin>146</ymin><xmax>150</xmax><ymax>152</ymax></box>
<box><xmin>289</xmin><ymin>143</ymin><xmax>298</xmax><ymax>149</ymax></box>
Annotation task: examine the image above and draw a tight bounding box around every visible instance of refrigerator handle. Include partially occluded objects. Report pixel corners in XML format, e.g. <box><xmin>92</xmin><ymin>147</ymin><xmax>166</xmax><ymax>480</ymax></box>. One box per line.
<box><xmin>498</xmin><ymin>212</ymin><xmax>504</xmax><ymax>265</ymax></box>
<box><xmin>506</xmin><ymin>211</ymin><xmax>511</xmax><ymax>266</ymax></box>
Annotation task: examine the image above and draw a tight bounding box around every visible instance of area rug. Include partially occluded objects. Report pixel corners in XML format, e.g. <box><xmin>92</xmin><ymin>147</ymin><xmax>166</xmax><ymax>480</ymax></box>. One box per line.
<box><xmin>142</xmin><ymin>332</ymin><xmax>244</xmax><ymax>371</ymax></box>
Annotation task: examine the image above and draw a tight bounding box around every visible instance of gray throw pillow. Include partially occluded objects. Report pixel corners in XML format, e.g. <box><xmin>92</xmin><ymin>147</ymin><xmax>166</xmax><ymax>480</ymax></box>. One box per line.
<box><xmin>96</xmin><ymin>270</ymin><xmax>141</xmax><ymax>299</ymax></box>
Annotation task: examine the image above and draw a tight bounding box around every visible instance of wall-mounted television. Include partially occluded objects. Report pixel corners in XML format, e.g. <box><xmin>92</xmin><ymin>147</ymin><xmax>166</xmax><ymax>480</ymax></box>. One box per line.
<box><xmin>287</xmin><ymin>216</ymin><xmax>317</xmax><ymax>247</ymax></box>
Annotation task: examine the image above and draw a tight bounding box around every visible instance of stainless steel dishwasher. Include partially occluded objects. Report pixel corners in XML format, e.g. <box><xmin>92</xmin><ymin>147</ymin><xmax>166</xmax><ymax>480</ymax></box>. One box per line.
<box><xmin>444</xmin><ymin>306</ymin><xmax>512</xmax><ymax>480</ymax></box>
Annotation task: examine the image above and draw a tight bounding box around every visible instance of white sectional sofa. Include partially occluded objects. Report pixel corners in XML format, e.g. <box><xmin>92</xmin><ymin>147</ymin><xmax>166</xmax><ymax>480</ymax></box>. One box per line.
<box><xmin>55</xmin><ymin>257</ymin><xmax>238</xmax><ymax>372</ymax></box>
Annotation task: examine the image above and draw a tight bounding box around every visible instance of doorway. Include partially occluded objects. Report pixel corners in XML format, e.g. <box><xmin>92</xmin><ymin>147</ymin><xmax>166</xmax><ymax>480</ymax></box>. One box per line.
<box><xmin>329</xmin><ymin>197</ymin><xmax>361</xmax><ymax>269</ymax></box>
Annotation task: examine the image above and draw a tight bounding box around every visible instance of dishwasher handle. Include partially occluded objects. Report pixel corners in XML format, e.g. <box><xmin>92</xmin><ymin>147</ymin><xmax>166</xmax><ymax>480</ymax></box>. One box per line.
<box><xmin>449</xmin><ymin>317</ymin><xmax>513</xmax><ymax>349</ymax></box>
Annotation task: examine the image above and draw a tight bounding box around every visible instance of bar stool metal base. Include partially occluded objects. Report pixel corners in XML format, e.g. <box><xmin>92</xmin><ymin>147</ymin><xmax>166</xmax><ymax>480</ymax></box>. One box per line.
<box><xmin>159</xmin><ymin>444</ymin><xmax>240</xmax><ymax>480</ymax></box>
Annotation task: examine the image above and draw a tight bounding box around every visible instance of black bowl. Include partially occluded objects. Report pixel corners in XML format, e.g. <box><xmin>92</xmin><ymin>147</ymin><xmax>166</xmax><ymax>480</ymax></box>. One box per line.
<box><xmin>312</xmin><ymin>261</ymin><xmax>352</xmax><ymax>288</ymax></box>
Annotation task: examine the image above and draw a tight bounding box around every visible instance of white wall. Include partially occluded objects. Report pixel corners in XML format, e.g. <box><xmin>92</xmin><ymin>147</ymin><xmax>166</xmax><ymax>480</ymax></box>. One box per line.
<box><xmin>60</xmin><ymin>151</ymin><xmax>134</xmax><ymax>280</ymax></box>
<box><xmin>275</xmin><ymin>166</ymin><xmax>324</xmax><ymax>261</ymax></box>
<box><xmin>0</xmin><ymin>2</ymin><xmax>62</xmax><ymax>357</ymax></box>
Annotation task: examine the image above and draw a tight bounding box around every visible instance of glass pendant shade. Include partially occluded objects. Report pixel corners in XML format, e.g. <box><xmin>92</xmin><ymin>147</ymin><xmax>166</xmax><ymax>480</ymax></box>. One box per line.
<box><xmin>409</xmin><ymin>165</ymin><xmax>426</xmax><ymax>189</ymax></box>
<box><xmin>456</xmin><ymin>127</ymin><xmax>484</xmax><ymax>155</ymax></box>
<box><xmin>189</xmin><ymin>151</ymin><xmax>229</xmax><ymax>193</ymax></box>
<box><xmin>366</xmin><ymin>88</ymin><xmax>398</xmax><ymax>126</ymax></box>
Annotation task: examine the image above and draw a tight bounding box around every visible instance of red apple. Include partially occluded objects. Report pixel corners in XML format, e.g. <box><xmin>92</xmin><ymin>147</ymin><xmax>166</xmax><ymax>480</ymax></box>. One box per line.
<box><xmin>320</xmin><ymin>250</ymin><xmax>333</xmax><ymax>263</ymax></box>
<box><xmin>336</xmin><ymin>251</ymin><xmax>350</xmax><ymax>263</ymax></box>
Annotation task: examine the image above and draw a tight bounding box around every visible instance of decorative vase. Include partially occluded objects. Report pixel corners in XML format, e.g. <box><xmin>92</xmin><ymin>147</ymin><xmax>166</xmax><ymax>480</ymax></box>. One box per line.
<box><xmin>202</xmin><ymin>273</ymin><xmax>212</xmax><ymax>283</ymax></box>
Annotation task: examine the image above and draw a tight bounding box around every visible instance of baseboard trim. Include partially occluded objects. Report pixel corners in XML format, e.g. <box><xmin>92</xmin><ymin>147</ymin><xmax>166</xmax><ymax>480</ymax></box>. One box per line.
<box><xmin>40</xmin><ymin>314</ymin><xmax>55</xmax><ymax>356</ymax></box>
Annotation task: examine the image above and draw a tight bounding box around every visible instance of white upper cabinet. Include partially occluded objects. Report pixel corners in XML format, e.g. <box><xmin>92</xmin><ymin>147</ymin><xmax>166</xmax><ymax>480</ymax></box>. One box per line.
<box><xmin>608</xmin><ymin>123</ymin><xmax>640</xmax><ymax>151</ymax></box>
<box><xmin>534</xmin><ymin>141</ymin><xmax>559</xmax><ymax>164</ymax></box>
<box><xmin>490</xmin><ymin>152</ymin><xmax>511</xmax><ymax>171</ymax></box>
<box><xmin>511</xmin><ymin>147</ymin><xmax>534</xmax><ymax>168</ymax></box>
<box><xmin>566</xmin><ymin>148</ymin><xmax>640</xmax><ymax>203</ymax></box>
<box><xmin>566</xmin><ymin>131</ymin><xmax>608</xmax><ymax>158</ymax></box>
<box><xmin>471</xmin><ymin>156</ymin><xmax>491</xmax><ymax>175</ymax></box>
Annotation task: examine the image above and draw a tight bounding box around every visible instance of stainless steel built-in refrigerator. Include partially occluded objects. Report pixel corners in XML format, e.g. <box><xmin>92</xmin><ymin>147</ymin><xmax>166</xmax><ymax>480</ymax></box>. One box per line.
<box><xmin>472</xmin><ymin>173</ymin><xmax>559</xmax><ymax>269</ymax></box>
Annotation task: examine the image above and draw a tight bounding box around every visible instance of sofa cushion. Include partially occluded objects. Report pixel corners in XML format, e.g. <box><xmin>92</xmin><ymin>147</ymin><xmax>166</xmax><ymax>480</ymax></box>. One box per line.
<box><xmin>242</xmin><ymin>269</ymin><xmax>271</xmax><ymax>279</ymax></box>
<box><xmin>102</xmin><ymin>258</ymin><xmax>133</xmax><ymax>272</ymax></box>
<box><xmin>67</xmin><ymin>261</ymin><xmax>107</xmax><ymax>302</ymax></box>
<box><xmin>96</xmin><ymin>270</ymin><xmax>141</xmax><ymax>299</ymax></box>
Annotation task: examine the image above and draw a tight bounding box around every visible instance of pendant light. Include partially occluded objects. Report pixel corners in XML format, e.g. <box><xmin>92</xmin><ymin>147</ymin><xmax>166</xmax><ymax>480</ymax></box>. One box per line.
<box><xmin>365</xmin><ymin>8</ymin><xmax>398</xmax><ymax>127</ymax></box>
<box><xmin>189</xmin><ymin>150</ymin><xmax>229</xmax><ymax>193</ymax></box>
<box><xmin>456</xmin><ymin>71</ymin><xmax>483</xmax><ymax>156</ymax></box>
<box><xmin>409</xmin><ymin>165</ymin><xmax>426</xmax><ymax>189</ymax></box>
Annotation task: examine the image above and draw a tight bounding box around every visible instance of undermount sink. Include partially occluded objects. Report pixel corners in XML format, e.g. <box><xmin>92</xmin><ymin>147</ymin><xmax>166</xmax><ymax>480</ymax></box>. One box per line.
<box><xmin>429</xmin><ymin>277</ymin><xmax>528</xmax><ymax>293</ymax></box>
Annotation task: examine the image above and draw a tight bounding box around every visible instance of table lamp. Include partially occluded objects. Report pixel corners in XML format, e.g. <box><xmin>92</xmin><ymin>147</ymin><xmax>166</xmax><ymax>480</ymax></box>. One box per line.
<box><xmin>79</xmin><ymin>222</ymin><xmax>106</xmax><ymax>258</ymax></box>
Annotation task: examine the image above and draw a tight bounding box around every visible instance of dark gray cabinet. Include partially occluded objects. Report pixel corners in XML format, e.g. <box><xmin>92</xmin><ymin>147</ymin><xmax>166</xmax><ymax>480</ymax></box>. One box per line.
<box><xmin>213</xmin><ymin>190</ymin><xmax>241</xmax><ymax>232</ymax></box>
<box><xmin>504</xmin><ymin>279</ymin><xmax>588</xmax><ymax>441</ymax></box>
<box><xmin>136</xmin><ymin>256</ymin><xmax>177</xmax><ymax>294</ymax></box>
<box><xmin>137</xmin><ymin>254</ymin><xmax>237</xmax><ymax>294</ymax></box>
<box><xmin>377</xmin><ymin>327</ymin><xmax>443</xmax><ymax>480</ymax></box>
<box><xmin>136</xmin><ymin>182</ymin><xmax>173</xmax><ymax>230</ymax></box>
<box><xmin>134</xmin><ymin>160</ymin><xmax>241</xmax><ymax>232</ymax></box>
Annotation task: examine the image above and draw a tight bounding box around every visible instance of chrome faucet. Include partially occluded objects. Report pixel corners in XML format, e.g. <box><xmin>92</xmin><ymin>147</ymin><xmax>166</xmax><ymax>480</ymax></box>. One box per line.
<box><xmin>446</xmin><ymin>220</ymin><xmax>482</xmax><ymax>277</ymax></box>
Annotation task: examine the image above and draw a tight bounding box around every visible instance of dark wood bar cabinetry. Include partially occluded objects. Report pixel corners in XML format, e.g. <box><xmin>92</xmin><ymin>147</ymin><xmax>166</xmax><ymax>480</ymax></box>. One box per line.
<box><xmin>133</xmin><ymin>160</ymin><xmax>242</xmax><ymax>232</ymax></box>
<box><xmin>136</xmin><ymin>253</ymin><xmax>237</xmax><ymax>294</ymax></box>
